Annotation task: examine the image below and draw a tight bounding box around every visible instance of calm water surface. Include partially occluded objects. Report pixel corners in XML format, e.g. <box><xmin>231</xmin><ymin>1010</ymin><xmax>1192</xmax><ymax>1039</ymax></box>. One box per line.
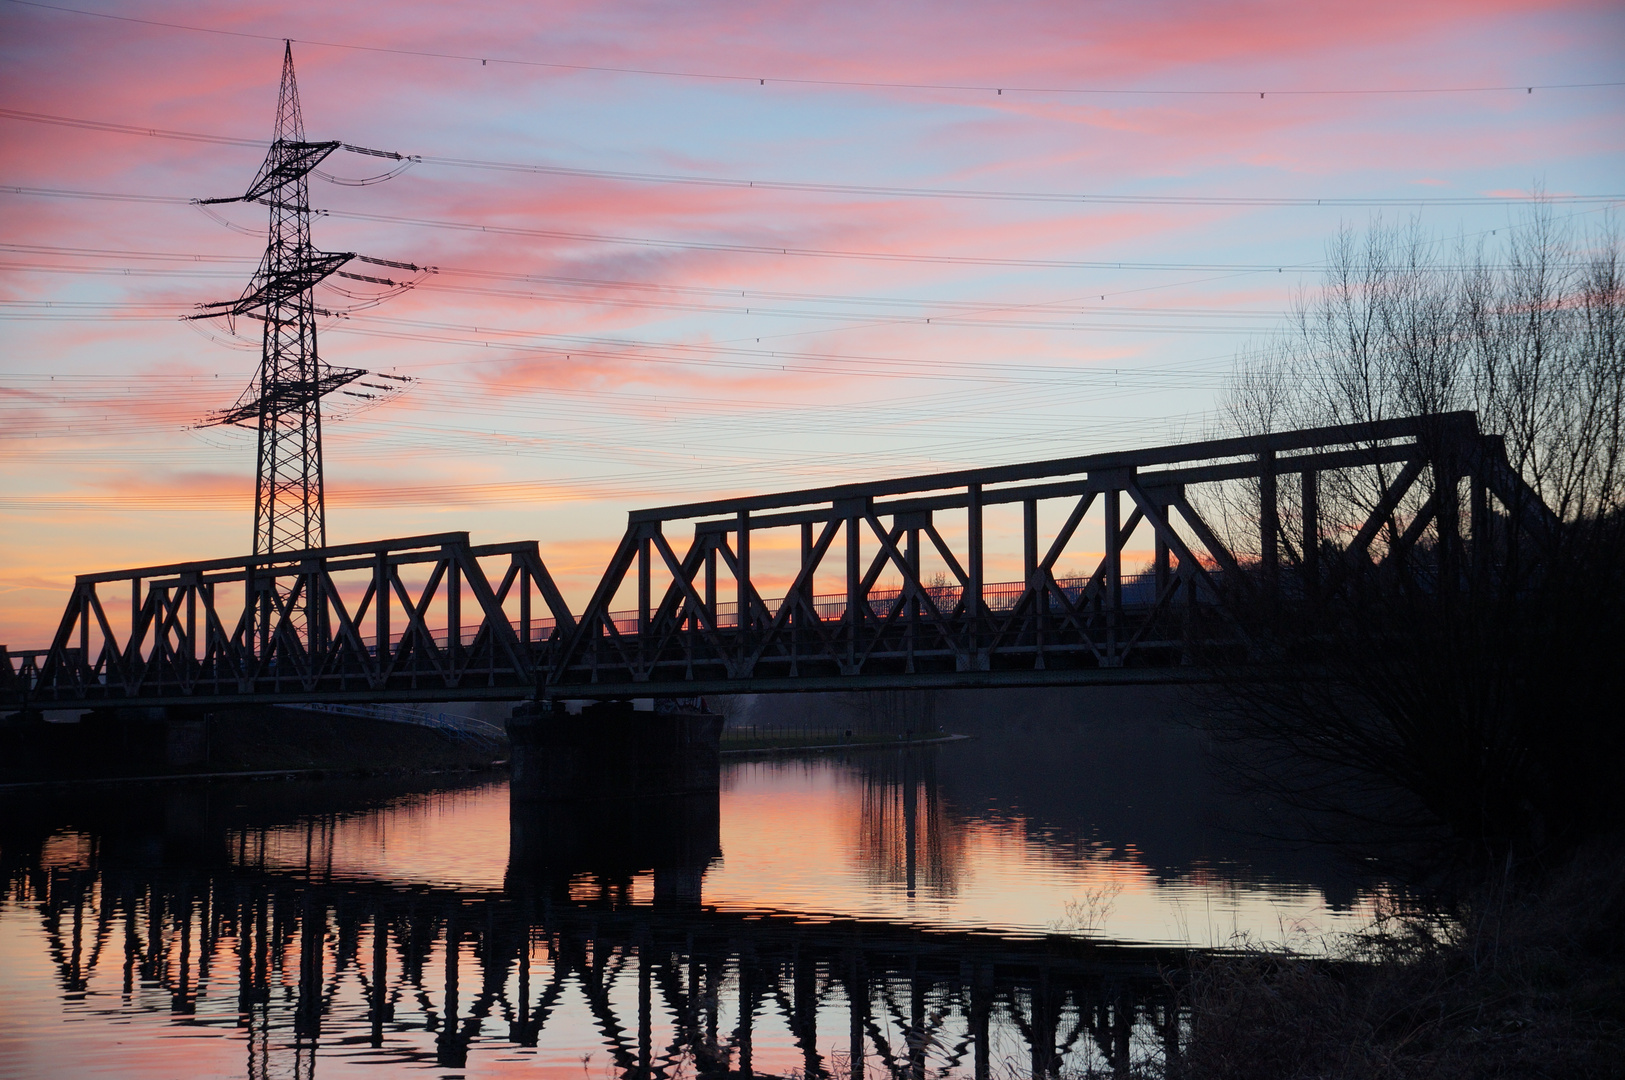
<box><xmin>0</xmin><ymin>706</ymin><xmax>1382</xmax><ymax>1079</ymax></box>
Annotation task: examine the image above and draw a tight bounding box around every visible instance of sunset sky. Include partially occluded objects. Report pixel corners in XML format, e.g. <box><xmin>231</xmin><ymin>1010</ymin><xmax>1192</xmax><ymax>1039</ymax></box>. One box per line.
<box><xmin>2</xmin><ymin>0</ymin><xmax>1621</xmax><ymax>644</ymax></box>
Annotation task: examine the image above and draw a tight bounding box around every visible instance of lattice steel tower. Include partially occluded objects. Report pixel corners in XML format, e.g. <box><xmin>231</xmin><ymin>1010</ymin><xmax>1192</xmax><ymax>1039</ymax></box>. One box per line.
<box><xmin>194</xmin><ymin>42</ymin><xmax>360</xmax><ymax>556</ymax></box>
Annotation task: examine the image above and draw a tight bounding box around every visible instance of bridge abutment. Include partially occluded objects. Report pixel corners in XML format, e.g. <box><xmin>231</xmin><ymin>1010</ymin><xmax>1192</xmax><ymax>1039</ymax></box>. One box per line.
<box><xmin>0</xmin><ymin>706</ymin><xmax>211</xmax><ymax>781</ymax></box>
<box><xmin>83</xmin><ymin>706</ymin><xmax>212</xmax><ymax>770</ymax></box>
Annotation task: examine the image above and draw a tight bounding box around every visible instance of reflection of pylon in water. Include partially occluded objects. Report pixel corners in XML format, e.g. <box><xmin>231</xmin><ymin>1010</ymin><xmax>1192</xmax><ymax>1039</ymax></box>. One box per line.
<box><xmin>192</xmin><ymin>41</ymin><xmax>359</xmax><ymax>559</ymax></box>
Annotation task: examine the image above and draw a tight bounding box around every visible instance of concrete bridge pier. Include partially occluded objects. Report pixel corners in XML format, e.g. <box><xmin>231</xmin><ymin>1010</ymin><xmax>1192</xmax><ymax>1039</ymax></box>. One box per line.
<box><xmin>506</xmin><ymin>699</ymin><xmax>723</xmax><ymax>800</ymax></box>
<box><xmin>504</xmin><ymin>700</ymin><xmax>723</xmax><ymax>903</ymax></box>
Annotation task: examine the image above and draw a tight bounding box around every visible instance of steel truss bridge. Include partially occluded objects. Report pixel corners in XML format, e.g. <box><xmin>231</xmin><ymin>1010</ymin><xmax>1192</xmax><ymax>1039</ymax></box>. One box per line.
<box><xmin>2</xmin><ymin>412</ymin><xmax>1554</xmax><ymax>711</ymax></box>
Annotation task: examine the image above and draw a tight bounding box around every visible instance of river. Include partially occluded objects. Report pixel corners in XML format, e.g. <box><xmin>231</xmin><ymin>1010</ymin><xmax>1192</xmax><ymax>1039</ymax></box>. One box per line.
<box><xmin>0</xmin><ymin>691</ymin><xmax>1384</xmax><ymax>1078</ymax></box>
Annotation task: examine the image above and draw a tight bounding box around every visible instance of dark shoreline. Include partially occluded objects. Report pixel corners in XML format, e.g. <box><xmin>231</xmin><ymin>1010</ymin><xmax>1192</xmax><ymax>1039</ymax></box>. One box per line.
<box><xmin>0</xmin><ymin>759</ymin><xmax>508</xmax><ymax>790</ymax></box>
<box><xmin>0</xmin><ymin>706</ymin><xmax>506</xmax><ymax>787</ymax></box>
<box><xmin>720</xmin><ymin>732</ymin><xmax>969</xmax><ymax>757</ymax></box>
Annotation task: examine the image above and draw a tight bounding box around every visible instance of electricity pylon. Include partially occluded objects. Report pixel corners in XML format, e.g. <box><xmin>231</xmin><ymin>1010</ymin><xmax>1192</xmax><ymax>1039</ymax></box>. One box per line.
<box><xmin>192</xmin><ymin>41</ymin><xmax>361</xmax><ymax>557</ymax></box>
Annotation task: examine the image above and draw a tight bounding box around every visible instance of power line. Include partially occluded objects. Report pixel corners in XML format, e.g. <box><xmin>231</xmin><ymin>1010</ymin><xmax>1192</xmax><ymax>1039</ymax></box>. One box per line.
<box><xmin>0</xmin><ymin>256</ymin><xmax>1298</xmax><ymax>325</ymax></box>
<box><xmin>2</xmin><ymin>241</ymin><xmax>1600</xmax><ymax>326</ymax></box>
<box><xmin>7</xmin><ymin>0</ymin><xmax>1622</xmax><ymax>101</ymax></box>
<box><xmin>0</xmin><ymin>241</ymin><xmax>256</xmax><ymax>263</ymax></box>
<box><xmin>18</xmin><ymin>186</ymin><xmax>1618</xmax><ymax>273</ymax></box>
<box><xmin>0</xmin><ymin>410</ymin><xmax>1219</xmax><ymax>511</ymax></box>
<box><xmin>0</xmin><ymin>186</ymin><xmax>1338</xmax><ymax>271</ymax></box>
<box><xmin>7</xmin><ymin>107</ymin><xmax>1621</xmax><ymax>208</ymax></box>
<box><xmin>0</xmin><ymin>107</ymin><xmax>263</xmax><ymax>148</ymax></box>
<box><xmin>0</xmin><ymin>241</ymin><xmax>1292</xmax><ymax>306</ymax></box>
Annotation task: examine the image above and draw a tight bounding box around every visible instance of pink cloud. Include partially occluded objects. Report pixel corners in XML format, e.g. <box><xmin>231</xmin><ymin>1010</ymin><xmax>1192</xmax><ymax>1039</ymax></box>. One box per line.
<box><xmin>4</xmin><ymin>0</ymin><xmax>1618</xmax><ymax>647</ymax></box>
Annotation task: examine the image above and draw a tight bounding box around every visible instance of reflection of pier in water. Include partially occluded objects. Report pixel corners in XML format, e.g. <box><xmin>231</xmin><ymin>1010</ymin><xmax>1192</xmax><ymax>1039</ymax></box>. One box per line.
<box><xmin>2</xmin><ymin>772</ymin><xmax>1185</xmax><ymax>1079</ymax></box>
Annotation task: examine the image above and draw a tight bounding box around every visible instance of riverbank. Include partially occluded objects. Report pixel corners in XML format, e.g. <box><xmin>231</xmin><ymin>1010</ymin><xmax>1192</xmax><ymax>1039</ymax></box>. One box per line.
<box><xmin>720</xmin><ymin>731</ymin><xmax>968</xmax><ymax>755</ymax></box>
<box><xmin>1173</xmin><ymin>846</ymin><xmax>1625</xmax><ymax>1079</ymax></box>
<box><xmin>0</xmin><ymin>707</ymin><xmax>504</xmax><ymax>786</ymax></box>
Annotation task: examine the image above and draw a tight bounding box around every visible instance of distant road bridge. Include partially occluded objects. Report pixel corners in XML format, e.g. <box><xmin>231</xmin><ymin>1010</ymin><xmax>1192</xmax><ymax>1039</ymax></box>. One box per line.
<box><xmin>1</xmin><ymin>412</ymin><xmax>1554</xmax><ymax>712</ymax></box>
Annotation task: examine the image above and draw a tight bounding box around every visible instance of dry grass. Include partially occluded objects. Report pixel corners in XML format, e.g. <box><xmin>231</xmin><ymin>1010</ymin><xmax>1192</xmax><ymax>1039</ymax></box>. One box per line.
<box><xmin>1174</xmin><ymin>846</ymin><xmax>1625</xmax><ymax>1079</ymax></box>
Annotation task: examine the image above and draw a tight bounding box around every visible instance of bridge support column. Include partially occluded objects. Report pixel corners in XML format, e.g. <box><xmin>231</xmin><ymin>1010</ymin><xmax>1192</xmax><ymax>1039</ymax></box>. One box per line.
<box><xmin>507</xmin><ymin>700</ymin><xmax>721</xmax><ymax>800</ymax></box>
<box><xmin>505</xmin><ymin>701</ymin><xmax>722</xmax><ymax>901</ymax></box>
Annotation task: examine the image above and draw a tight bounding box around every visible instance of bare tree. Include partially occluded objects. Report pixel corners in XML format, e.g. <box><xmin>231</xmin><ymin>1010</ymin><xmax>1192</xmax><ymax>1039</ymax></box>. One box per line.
<box><xmin>1203</xmin><ymin>207</ymin><xmax>1625</xmax><ymax>879</ymax></box>
<box><xmin>839</xmin><ymin>689</ymin><xmax>939</xmax><ymax>736</ymax></box>
<box><xmin>705</xmin><ymin>694</ymin><xmax>756</xmax><ymax>727</ymax></box>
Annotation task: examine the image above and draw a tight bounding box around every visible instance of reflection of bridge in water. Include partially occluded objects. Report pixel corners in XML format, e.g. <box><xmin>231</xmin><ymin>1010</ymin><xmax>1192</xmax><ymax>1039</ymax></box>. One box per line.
<box><xmin>3</xmin><ymin>773</ymin><xmax>1184</xmax><ymax>1079</ymax></box>
<box><xmin>4</xmin><ymin>411</ymin><xmax>1553</xmax><ymax>712</ymax></box>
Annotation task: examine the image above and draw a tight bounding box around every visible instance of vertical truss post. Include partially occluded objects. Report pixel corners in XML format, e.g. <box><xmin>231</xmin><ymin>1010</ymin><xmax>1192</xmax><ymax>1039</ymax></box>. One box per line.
<box><xmin>798</xmin><ymin>521</ymin><xmax>814</xmax><ymax>664</ymax></box>
<box><xmin>1301</xmin><ymin>470</ymin><xmax>1319</xmax><ymax>600</ymax></box>
<box><xmin>204</xmin><ymin>581</ymin><xmax>217</xmax><ymax>665</ymax></box>
<box><xmin>735</xmin><ymin>510</ymin><xmax>751</xmax><ymax>657</ymax></box>
<box><xmin>1470</xmin><ymin>468</ymin><xmax>1489</xmax><ymax>589</ymax></box>
<box><xmin>518</xmin><ymin>558</ymin><xmax>531</xmax><ymax>649</ymax></box>
<box><xmin>905</xmin><ymin>520</ymin><xmax>921</xmax><ymax>669</ymax></box>
<box><xmin>1104</xmin><ymin>486</ymin><xmax>1122</xmax><ymax>663</ymax></box>
<box><xmin>967</xmin><ymin>483</ymin><xmax>984</xmax><ymax>662</ymax></box>
<box><xmin>800</xmin><ymin>521</ymin><xmax>814</xmax><ymax>577</ymax></box>
<box><xmin>1022</xmin><ymin>499</ymin><xmax>1038</xmax><ymax>585</ymax></box>
<box><xmin>1259</xmin><ymin>448</ymin><xmax>1279</xmax><ymax>587</ymax></box>
<box><xmin>446</xmin><ymin>547</ymin><xmax>462</xmax><ymax>663</ymax></box>
<box><xmin>845</xmin><ymin>503</ymin><xmax>862</xmax><ymax>671</ymax></box>
<box><xmin>640</xmin><ymin>529</ymin><xmax>653</xmax><ymax>669</ymax></box>
<box><xmin>1154</xmin><ymin>529</ymin><xmax>1170</xmax><ymax>597</ymax></box>
<box><xmin>185</xmin><ymin>575</ymin><xmax>197</xmax><ymax>665</ymax></box>
<box><xmin>373</xmin><ymin>551</ymin><xmax>390</xmax><ymax>660</ymax></box>
<box><xmin>1435</xmin><ymin>454</ymin><xmax>1460</xmax><ymax>592</ymax></box>
<box><xmin>241</xmin><ymin>566</ymin><xmax>255</xmax><ymax>661</ymax></box>
<box><xmin>257</xmin><ymin>569</ymin><xmax>272</xmax><ymax>661</ymax></box>
<box><xmin>705</xmin><ymin>539</ymin><xmax>717</xmax><ymax>619</ymax></box>
<box><xmin>304</xmin><ymin>560</ymin><xmax>321</xmax><ymax>653</ymax></box>
<box><xmin>1024</xmin><ymin>498</ymin><xmax>1042</xmax><ymax>666</ymax></box>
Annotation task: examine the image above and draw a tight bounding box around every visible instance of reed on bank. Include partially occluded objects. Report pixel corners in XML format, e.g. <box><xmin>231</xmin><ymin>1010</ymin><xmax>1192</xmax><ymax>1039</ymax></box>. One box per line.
<box><xmin>1173</xmin><ymin>846</ymin><xmax>1625</xmax><ymax>1079</ymax></box>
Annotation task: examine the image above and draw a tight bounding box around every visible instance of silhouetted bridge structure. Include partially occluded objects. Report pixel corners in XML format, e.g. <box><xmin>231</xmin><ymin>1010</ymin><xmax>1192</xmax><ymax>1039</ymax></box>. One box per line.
<box><xmin>2</xmin><ymin>412</ymin><xmax>1554</xmax><ymax>713</ymax></box>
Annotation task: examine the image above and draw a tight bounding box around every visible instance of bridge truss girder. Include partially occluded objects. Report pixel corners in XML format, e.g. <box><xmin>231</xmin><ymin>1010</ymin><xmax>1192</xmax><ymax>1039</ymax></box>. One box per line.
<box><xmin>1</xmin><ymin>411</ymin><xmax>1557</xmax><ymax>710</ymax></box>
<box><xmin>550</xmin><ymin>409</ymin><xmax>1552</xmax><ymax>698</ymax></box>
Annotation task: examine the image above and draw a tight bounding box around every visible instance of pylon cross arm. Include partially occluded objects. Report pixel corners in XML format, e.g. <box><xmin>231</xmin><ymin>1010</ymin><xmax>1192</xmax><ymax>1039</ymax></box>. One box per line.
<box><xmin>203</xmin><ymin>368</ymin><xmax>366</xmax><ymax>427</ymax></box>
<box><xmin>242</xmin><ymin>139</ymin><xmax>341</xmax><ymax>202</ymax></box>
<box><xmin>189</xmin><ymin>252</ymin><xmax>355</xmax><ymax>318</ymax></box>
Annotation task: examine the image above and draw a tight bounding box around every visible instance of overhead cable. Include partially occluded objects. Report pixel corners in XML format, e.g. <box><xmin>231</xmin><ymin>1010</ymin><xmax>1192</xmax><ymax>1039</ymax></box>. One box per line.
<box><xmin>4</xmin><ymin>108</ymin><xmax>1620</xmax><ymax>208</ymax></box>
<box><xmin>6</xmin><ymin>1</ymin><xmax>1621</xmax><ymax>100</ymax></box>
<box><xmin>13</xmin><ymin>185</ymin><xmax>1619</xmax><ymax>272</ymax></box>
